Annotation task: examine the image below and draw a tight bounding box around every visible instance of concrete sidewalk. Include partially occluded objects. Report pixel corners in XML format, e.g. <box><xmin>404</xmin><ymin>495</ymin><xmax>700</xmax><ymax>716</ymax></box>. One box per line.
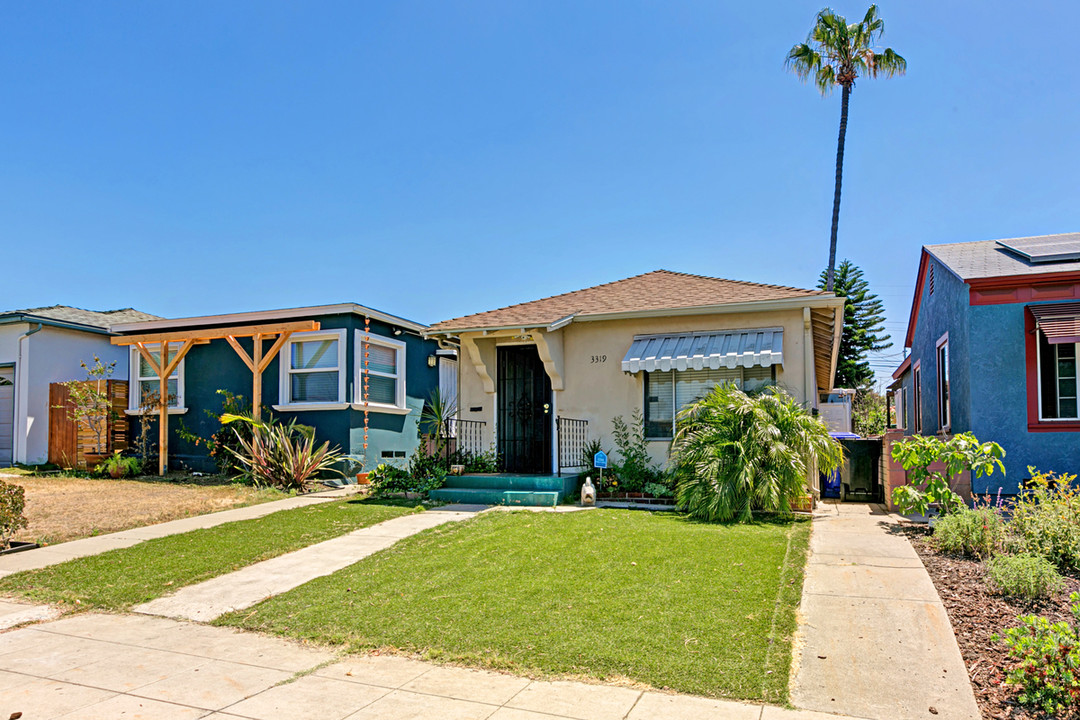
<box><xmin>790</xmin><ymin>502</ymin><xmax>979</xmax><ymax>720</ymax></box>
<box><xmin>0</xmin><ymin>486</ymin><xmax>362</xmax><ymax>578</ymax></box>
<box><xmin>135</xmin><ymin>506</ymin><xmax>480</xmax><ymax>622</ymax></box>
<box><xmin>0</xmin><ymin>612</ymin><xmax>866</xmax><ymax>720</ymax></box>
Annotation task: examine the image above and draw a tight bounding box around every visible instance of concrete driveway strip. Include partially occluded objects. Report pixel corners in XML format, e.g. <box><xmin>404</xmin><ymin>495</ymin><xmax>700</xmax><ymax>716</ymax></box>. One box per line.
<box><xmin>1</xmin><ymin>613</ymin><xmax>872</xmax><ymax>720</ymax></box>
<box><xmin>134</xmin><ymin>506</ymin><xmax>479</xmax><ymax>622</ymax></box>
<box><xmin>791</xmin><ymin>502</ymin><xmax>980</xmax><ymax>720</ymax></box>
<box><xmin>0</xmin><ymin>486</ymin><xmax>362</xmax><ymax>578</ymax></box>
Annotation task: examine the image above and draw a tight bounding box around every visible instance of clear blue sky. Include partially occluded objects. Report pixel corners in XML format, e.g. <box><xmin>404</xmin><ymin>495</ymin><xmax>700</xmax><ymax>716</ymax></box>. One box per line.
<box><xmin>3</xmin><ymin>1</ymin><xmax>1078</xmax><ymax>385</ymax></box>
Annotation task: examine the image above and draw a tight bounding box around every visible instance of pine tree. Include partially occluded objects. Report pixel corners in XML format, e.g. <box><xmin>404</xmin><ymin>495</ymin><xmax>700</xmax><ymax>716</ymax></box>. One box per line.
<box><xmin>817</xmin><ymin>259</ymin><xmax>891</xmax><ymax>388</ymax></box>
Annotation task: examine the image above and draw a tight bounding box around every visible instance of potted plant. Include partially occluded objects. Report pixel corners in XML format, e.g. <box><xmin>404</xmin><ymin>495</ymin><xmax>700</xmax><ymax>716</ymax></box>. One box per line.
<box><xmin>61</xmin><ymin>356</ymin><xmax>117</xmax><ymax>471</ymax></box>
<box><xmin>98</xmin><ymin>451</ymin><xmax>143</xmax><ymax>479</ymax></box>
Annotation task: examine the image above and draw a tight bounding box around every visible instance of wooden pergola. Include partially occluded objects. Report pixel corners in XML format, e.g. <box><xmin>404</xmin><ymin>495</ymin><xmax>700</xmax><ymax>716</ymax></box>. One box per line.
<box><xmin>111</xmin><ymin>321</ymin><xmax>320</xmax><ymax>475</ymax></box>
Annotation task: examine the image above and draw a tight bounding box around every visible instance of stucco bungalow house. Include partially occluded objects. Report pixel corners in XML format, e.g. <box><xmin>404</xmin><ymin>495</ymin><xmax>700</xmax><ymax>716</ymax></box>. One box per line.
<box><xmin>109</xmin><ymin>303</ymin><xmax>444</xmax><ymax>474</ymax></box>
<box><xmin>889</xmin><ymin>233</ymin><xmax>1080</xmax><ymax>495</ymax></box>
<box><xmin>0</xmin><ymin>305</ymin><xmax>159</xmax><ymax>466</ymax></box>
<box><xmin>425</xmin><ymin>270</ymin><xmax>845</xmax><ymax>495</ymax></box>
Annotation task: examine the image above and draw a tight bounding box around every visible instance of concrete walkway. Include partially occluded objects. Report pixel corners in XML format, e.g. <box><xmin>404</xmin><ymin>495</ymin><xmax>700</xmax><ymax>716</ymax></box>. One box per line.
<box><xmin>135</xmin><ymin>506</ymin><xmax>479</xmax><ymax>622</ymax></box>
<box><xmin>790</xmin><ymin>502</ymin><xmax>979</xmax><ymax>720</ymax></box>
<box><xmin>0</xmin><ymin>612</ymin><xmax>864</xmax><ymax>720</ymax></box>
<box><xmin>0</xmin><ymin>486</ymin><xmax>364</xmax><ymax>578</ymax></box>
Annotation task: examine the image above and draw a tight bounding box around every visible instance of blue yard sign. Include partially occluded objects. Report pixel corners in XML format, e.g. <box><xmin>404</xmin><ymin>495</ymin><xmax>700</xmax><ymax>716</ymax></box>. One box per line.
<box><xmin>593</xmin><ymin>451</ymin><xmax>608</xmax><ymax>469</ymax></box>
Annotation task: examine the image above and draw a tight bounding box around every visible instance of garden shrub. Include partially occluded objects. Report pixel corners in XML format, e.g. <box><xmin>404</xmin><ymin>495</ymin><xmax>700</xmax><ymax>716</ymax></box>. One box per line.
<box><xmin>890</xmin><ymin>433</ymin><xmax>1005</xmax><ymax>516</ymax></box>
<box><xmin>932</xmin><ymin>505</ymin><xmax>1005</xmax><ymax>559</ymax></box>
<box><xmin>1008</xmin><ymin>469</ymin><xmax>1080</xmax><ymax>572</ymax></box>
<box><xmin>987</xmin><ymin>554</ymin><xmax>1065</xmax><ymax>601</ymax></box>
<box><xmin>643</xmin><ymin>481</ymin><xmax>673</xmax><ymax>498</ymax></box>
<box><xmin>996</xmin><ymin>593</ymin><xmax>1080</xmax><ymax>714</ymax></box>
<box><xmin>0</xmin><ymin>481</ymin><xmax>28</xmax><ymax>549</ymax></box>
<box><xmin>367</xmin><ymin>463</ymin><xmax>413</xmax><ymax>495</ymax></box>
<box><xmin>670</xmin><ymin>384</ymin><xmax>842</xmax><ymax>523</ymax></box>
<box><xmin>609</xmin><ymin>411</ymin><xmax>661</xmax><ymax>492</ymax></box>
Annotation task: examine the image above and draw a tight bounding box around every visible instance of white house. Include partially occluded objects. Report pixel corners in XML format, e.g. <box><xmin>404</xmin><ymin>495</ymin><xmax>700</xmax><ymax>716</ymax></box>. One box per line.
<box><xmin>0</xmin><ymin>306</ymin><xmax>158</xmax><ymax>466</ymax></box>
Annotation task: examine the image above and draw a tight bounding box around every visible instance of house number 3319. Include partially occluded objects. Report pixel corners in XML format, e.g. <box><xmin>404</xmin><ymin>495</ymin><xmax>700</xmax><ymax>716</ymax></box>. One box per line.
<box><xmin>591</xmin><ymin>355</ymin><xmax>607</xmax><ymax>363</ymax></box>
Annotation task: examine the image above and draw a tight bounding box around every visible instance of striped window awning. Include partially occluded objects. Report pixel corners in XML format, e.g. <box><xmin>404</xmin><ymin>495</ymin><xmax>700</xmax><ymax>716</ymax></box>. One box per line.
<box><xmin>621</xmin><ymin>328</ymin><xmax>784</xmax><ymax>373</ymax></box>
<box><xmin>1030</xmin><ymin>302</ymin><xmax>1080</xmax><ymax>344</ymax></box>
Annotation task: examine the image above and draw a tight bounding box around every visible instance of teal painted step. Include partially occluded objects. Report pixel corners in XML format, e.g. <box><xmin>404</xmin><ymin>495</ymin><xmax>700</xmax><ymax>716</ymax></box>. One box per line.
<box><xmin>429</xmin><ymin>487</ymin><xmax>562</xmax><ymax>507</ymax></box>
<box><xmin>443</xmin><ymin>474</ymin><xmax>577</xmax><ymax>494</ymax></box>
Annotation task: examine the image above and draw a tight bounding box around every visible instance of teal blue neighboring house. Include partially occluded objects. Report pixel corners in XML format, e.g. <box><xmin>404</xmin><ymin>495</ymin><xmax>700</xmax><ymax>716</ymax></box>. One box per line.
<box><xmin>890</xmin><ymin>233</ymin><xmax>1080</xmax><ymax>495</ymax></box>
<box><xmin>110</xmin><ymin>303</ymin><xmax>447</xmax><ymax>473</ymax></box>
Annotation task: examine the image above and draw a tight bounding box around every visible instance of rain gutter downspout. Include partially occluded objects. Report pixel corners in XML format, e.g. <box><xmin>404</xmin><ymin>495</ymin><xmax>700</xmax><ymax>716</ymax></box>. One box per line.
<box><xmin>13</xmin><ymin>323</ymin><xmax>43</xmax><ymax>465</ymax></box>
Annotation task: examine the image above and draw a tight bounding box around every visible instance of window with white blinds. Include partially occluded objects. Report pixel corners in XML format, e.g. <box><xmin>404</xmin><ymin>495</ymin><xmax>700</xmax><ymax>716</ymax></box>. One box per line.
<box><xmin>130</xmin><ymin>345</ymin><xmax>184</xmax><ymax>410</ymax></box>
<box><xmin>279</xmin><ymin>330</ymin><xmax>347</xmax><ymax>407</ymax></box>
<box><xmin>356</xmin><ymin>333</ymin><xmax>407</xmax><ymax>410</ymax></box>
<box><xmin>644</xmin><ymin>366</ymin><xmax>776</xmax><ymax>439</ymax></box>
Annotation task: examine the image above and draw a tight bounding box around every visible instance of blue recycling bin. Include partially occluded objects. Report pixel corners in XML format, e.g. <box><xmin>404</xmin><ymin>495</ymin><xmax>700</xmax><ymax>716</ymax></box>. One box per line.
<box><xmin>821</xmin><ymin>432</ymin><xmax>859</xmax><ymax>499</ymax></box>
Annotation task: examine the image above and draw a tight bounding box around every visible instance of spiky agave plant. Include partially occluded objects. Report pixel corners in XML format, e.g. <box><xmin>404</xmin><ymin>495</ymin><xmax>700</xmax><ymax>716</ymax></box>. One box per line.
<box><xmin>670</xmin><ymin>384</ymin><xmax>842</xmax><ymax>522</ymax></box>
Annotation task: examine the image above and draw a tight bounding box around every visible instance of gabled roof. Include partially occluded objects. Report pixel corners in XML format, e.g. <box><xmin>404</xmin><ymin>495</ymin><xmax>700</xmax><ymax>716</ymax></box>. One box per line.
<box><xmin>429</xmin><ymin>270</ymin><xmax>833</xmax><ymax>333</ymax></box>
<box><xmin>927</xmin><ymin>233</ymin><xmax>1080</xmax><ymax>281</ymax></box>
<box><xmin>900</xmin><ymin>233</ymin><xmax>1080</xmax><ymax>354</ymax></box>
<box><xmin>109</xmin><ymin>302</ymin><xmax>428</xmax><ymax>335</ymax></box>
<box><xmin>0</xmin><ymin>305</ymin><xmax>160</xmax><ymax>333</ymax></box>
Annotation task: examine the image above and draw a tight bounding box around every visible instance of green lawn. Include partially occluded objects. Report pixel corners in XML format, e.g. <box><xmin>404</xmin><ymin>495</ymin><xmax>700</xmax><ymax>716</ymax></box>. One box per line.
<box><xmin>0</xmin><ymin>498</ymin><xmax>421</xmax><ymax>610</ymax></box>
<box><xmin>220</xmin><ymin>508</ymin><xmax>810</xmax><ymax>703</ymax></box>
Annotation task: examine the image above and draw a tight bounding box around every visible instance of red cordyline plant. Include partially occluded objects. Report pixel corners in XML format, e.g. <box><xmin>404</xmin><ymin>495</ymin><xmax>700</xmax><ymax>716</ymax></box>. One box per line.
<box><xmin>221</xmin><ymin>414</ymin><xmax>343</xmax><ymax>492</ymax></box>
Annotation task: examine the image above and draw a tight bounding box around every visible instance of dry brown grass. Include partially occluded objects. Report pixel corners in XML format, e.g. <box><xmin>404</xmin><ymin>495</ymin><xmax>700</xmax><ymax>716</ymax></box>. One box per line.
<box><xmin>2</xmin><ymin>474</ymin><xmax>284</xmax><ymax>545</ymax></box>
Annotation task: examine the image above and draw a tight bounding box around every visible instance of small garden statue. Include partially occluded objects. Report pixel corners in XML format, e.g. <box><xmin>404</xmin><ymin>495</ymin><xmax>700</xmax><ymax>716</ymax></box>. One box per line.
<box><xmin>580</xmin><ymin>476</ymin><xmax>596</xmax><ymax>506</ymax></box>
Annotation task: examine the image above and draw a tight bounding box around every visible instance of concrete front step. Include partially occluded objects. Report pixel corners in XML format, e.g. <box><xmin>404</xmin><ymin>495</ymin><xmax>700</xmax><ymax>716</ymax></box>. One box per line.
<box><xmin>429</xmin><ymin>487</ymin><xmax>562</xmax><ymax>507</ymax></box>
<box><xmin>442</xmin><ymin>474</ymin><xmax>575</xmax><ymax>492</ymax></box>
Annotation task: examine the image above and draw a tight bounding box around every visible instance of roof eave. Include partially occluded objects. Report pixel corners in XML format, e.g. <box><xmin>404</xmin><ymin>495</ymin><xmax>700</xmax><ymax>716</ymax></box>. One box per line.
<box><xmin>0</xmin><ymin>314</ymin><xmax>111</xmax><ymax>335</ymax></box>
<box><xmin>427</xmin><ymin>295</ymin><xmax>843</xmax><ymax>337</ymax></box>
<box><xmin>110</xmin><ymin>303</ymin><xmax>428</xmax><ymax>335</ymax></box>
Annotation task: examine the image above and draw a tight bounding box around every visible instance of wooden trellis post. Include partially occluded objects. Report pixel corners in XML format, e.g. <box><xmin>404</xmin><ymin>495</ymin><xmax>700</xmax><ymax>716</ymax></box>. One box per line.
<box><xmin>112</xmin><ymin>320</ymin><xmax>320</xmax><ymax>475</ymax></box>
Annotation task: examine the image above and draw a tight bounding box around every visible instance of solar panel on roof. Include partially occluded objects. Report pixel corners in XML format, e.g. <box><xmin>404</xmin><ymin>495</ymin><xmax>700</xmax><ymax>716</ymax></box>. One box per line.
<box><xmin>996</xmin><ymin>235</ymin><xmax>1080</xmax><ymax>263</ymax></box>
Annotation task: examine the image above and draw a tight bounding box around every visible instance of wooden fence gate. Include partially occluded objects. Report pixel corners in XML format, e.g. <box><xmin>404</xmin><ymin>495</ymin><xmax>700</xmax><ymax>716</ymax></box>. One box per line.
<box><xmin>48</xmin><ymin>380</ymin><xmax>129</xmax><ymax>468</ymax></box>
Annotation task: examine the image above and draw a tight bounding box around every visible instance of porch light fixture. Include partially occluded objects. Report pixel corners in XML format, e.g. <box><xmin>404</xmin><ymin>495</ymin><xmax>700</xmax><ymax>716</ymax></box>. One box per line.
<box><xmin>427</xmin><ymin>354</ymin><xmax>438</xmax><ymax>368</ymax></box>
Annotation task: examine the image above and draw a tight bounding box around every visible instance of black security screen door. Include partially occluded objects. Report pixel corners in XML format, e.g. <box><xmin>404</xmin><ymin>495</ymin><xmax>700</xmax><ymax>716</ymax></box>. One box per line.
<box><xmin>497</xmin><ymin>346</ymin><xmax>552</xmax><ymax>474</ymax></box>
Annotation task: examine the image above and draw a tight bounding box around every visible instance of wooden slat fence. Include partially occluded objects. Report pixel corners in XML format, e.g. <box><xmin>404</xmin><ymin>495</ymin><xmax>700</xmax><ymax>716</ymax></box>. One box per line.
<box><xmin>48</xmin><ymin>380</ymin><xmax>129</xmax><ymax>468</ymax></box>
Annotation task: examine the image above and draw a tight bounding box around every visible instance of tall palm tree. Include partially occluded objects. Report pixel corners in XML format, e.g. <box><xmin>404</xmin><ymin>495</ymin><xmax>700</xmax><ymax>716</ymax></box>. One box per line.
<box><xmin>786</xmin><ymin>5</ymin><xmax>906</xmax><ymax>292</ymax></box>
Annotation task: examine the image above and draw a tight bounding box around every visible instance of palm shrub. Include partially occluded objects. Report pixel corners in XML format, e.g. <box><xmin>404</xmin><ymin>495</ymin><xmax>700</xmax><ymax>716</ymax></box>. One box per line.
<box><xmin>222</xmin><ymin>414</ymin><xmax>343</xmax><ymax>492</ymax></box>
<box><xmin>670</xmin><ymin>384</ymin><xmax>843</xmax><ymax>523</ymax></box>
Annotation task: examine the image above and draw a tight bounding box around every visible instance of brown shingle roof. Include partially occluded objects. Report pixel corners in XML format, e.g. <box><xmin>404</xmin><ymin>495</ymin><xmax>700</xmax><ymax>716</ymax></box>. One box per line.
<box><xmin>429</xmin><ymin>270</ymin><xmax>828</xmax><ymax>332</ymax></box>
<box><xmin>4</xmin><ymin>305</ymin><xmax>161</xmax><ymax>329</ymax></box>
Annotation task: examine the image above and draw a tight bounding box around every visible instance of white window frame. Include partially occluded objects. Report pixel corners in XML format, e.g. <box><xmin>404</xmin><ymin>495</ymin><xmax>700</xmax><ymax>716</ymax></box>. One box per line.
<box><xmin>936</xmin><ymin>333</ymin><xmax>950</xmax><ymax>432</ymax></box>
<box><xmin>1037</xmin><ymin>334</ymin><xmax>1080</xmax><ymax>421</ymax></box>
<box><xmin>912</xmin><ymin>361</ymin><xmax>922</xmax><ymax>434</ymax></box>
<box><xmin>126</xmin><ymin>345</ymin><xmax>187</xmax><ymax>415</ymax></box>
<box><xmin>274</xmin><ymin>329</ymin><xmax>348</xmax><ymax>411</ymax></box>
<box><xmin>352</xmin><ymin>331</ymin><xmax>408</xmax><ymax>414</ymax></box>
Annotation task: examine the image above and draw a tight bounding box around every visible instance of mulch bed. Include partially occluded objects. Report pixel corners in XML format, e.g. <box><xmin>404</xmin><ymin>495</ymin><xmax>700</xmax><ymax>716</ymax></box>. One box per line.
<box><xmin>904</xmin><ymin>526</ymin><xmax>1080</xmax><ymax>719</ymax></box>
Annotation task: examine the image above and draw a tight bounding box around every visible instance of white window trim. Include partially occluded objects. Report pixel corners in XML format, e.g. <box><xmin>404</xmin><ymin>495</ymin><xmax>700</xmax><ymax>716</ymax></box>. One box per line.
<box><xmin>936</xmin><ymin>333</ymin><xmax>950</xmax><ymax>433</ymax></box>
<box><xmin>912</xmin><ymin>361</ymin><xmax>922</xmax><ymax>434</ymax></box>
<box><xmin>274</xmin><ymin>329</ymin><xmax>347</xmax><ymax>411</ymax></box>
<box><xmin>352</xmin><ymin>331</ymin><xmax>408</xmax><ymax>412</ymax></box>
<box><xmin>1037</xmin><ymin>334</ymin><xmax>1080</xmax><ymax>421</ymax></box>
<box><xmin>127</xmin><ymin>345</ymin><xmax>187</xmax><ymax>414</ymax></box>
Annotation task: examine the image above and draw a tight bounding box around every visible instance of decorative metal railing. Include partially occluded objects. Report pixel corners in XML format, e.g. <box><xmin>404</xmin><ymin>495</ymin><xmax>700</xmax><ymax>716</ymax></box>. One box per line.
<box><xmin>442</xmin><ymin>418</ymin><xmax>487</xmax><ymax>459</ymax></box>
<box><xmin>556</xmin><ymin>417</ymin><xmax>589</xmax><ymax>477</ymax></box>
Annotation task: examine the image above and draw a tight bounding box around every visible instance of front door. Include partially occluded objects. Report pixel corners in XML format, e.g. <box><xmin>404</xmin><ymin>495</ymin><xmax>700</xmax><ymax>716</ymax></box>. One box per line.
<box><xmin>497</xmin><ymin>346</ymin><xmax>552</xmax><ymax>473</ymax></box>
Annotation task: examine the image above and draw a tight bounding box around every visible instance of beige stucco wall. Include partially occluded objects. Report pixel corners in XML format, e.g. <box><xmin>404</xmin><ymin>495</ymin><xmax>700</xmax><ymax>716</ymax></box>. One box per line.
<box><xmin>454</xmin><ymin>306</ymin><xmax>821</xmax><ymax>471</ymax></box>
